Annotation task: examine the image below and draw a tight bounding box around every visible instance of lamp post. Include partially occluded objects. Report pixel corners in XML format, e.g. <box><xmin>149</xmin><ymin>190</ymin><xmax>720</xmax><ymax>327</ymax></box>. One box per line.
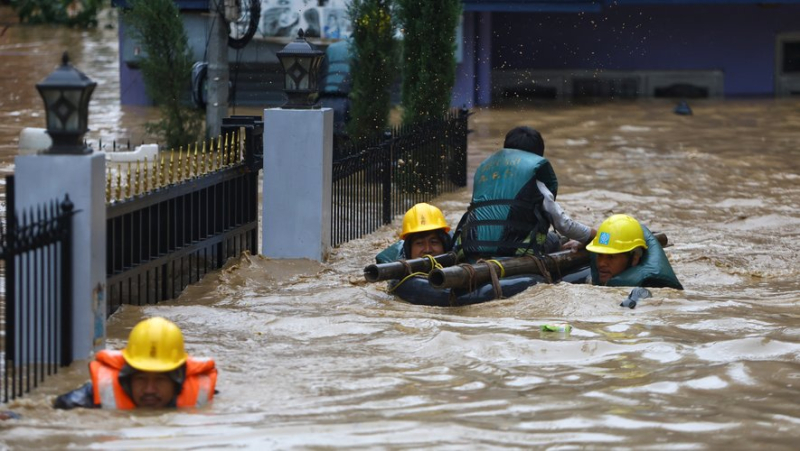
<box><xmin>36</xmin><ymin>52</ymin><xmax>96</xmax><ymax>155</ymax></box>
<box><xmin>276</xmin><ymin>29</ymin><xmax>325</xmax><ymax>109</ymax></box>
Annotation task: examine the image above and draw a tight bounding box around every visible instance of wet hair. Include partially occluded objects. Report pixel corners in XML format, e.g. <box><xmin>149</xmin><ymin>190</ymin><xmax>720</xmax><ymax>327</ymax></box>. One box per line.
<box><xmin>402</xmin><ymin>230</ymin><xmax>452</xmax><ymax>259</ymax></box>
<box><xmin>503</xmin><ymin>126</ymin><xmax>545</xmax><ymax>156</ymax></box>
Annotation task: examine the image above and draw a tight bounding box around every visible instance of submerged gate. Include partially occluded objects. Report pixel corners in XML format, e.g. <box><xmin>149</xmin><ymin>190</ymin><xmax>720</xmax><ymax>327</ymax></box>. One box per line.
<box><xmin>1</xmin><ymin>176</ymin><xmax>75</xmax><ymax>403</ymax></box>
<box><xmin>331</xmin><ymin>109</ymin><xmax>469</xmax><ymax>246</ymax></box>
<box><xmin>105</xmin><ymin>116</ymin><xmax>263</xmax><ymax>316</ymax></box>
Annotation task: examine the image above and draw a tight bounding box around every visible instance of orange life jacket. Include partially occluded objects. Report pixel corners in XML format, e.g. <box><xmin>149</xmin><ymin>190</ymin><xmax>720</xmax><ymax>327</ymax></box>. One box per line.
<box><xmin>89</xmin><ymin>349</ymin><xmax>217</xmax><ymax>410</ymax></box>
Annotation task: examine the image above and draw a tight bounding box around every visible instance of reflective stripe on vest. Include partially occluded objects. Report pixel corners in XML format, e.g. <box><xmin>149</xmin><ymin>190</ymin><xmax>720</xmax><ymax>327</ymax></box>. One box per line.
<box><xmin>96</xmin><ymin>364</ymin><xmax>122</xmax><ymax>409</ymax></box>
<box><xmin>194</xmin><ymin>374</ymin><xmax>211</xmax><ymax>407</ymax></box>
<box><xmin>178</xmin><ymin>357</ymin><xmax>217</xmax><ymax>408</ymax></box>
<box><xmin>90</xmin><ymin>351</ymin><xmax>136</xmax><ymax>410</ymax></box>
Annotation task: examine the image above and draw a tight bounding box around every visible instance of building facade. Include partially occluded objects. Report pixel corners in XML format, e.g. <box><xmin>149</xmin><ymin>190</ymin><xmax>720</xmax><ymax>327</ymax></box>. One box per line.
<box><xmin>112</xmin><ymin>0</ymin><xmax>800</xmax><ymax>107</ymax></box>
<box><xmin>456</xmin><ymin>0</ymin><xmax>800</xmax><ymax>106</ymax></box>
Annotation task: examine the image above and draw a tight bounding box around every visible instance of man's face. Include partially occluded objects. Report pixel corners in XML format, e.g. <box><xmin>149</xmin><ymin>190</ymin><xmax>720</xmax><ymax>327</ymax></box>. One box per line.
<box><xmin>595</xmin><ymin>252</ymin><xmax>632</xmax><ymax>285</ymax></box>
<box><xmin>409</xmin><ymin>231</ymin><xmax>445</xmax><ymax>259</ymax></box>
<box><xmin>130</xmin><ymin>371</ymin><xmax>177</xmax><ymax>408</ymax></box>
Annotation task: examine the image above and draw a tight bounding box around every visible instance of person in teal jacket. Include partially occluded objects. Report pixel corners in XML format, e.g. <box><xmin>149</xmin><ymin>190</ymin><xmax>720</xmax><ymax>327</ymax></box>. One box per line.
<box><xmin>454</xmin><ymin>126</ymin><xmax>595</xmax><ymax>261</ymax></box>
<box><xmin>586</xmin><ymin>214</ymin><xmax>683</xmax><ymax>290</ymax></box>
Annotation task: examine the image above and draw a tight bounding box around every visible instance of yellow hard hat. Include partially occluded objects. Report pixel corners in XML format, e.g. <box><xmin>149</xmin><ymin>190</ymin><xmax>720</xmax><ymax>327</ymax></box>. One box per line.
<box><xmin>122</xmin><ymin>317</ymin><xmax>188</xmax><ymax>372</ymax></box>
<box><xmin>586</xmin><ymin>214</ymin><xmax>648</xmax><ymax>254</ymax></box>
<box><xmin>400</xmin><ymin>203</ymin><xmax>450</xmax><ymax>239</ymax></box>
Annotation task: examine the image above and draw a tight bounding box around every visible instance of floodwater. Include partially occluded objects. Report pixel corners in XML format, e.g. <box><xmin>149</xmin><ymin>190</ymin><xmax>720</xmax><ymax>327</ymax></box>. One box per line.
<box><xmin>3</xmin><ymin>6</ymin><xmax>800</xmax><ymax>450</ymax></box>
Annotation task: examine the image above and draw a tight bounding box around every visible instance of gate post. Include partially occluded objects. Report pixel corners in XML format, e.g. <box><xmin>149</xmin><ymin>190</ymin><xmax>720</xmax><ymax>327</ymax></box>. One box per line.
<box><xmin>14</xmin><ymin>153</ymin><xmax>106</xmax><ymax>360</ymax></box>
<box><xmin>262</xmin><ymin>108</ymin><xmax>333</xmax><ymax>261</ymax></box>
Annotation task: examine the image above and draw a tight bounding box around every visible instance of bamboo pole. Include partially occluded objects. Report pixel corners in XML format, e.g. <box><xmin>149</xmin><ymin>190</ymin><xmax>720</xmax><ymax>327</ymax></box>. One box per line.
<box><xmin>428</xmin><ymin>233</ymin><xmax>669</xmax><ymax>290</ymax></box>
<box><xmin>363</xmin><ymin>251</ymin><xmax>460</xmax><ymax>282</ymax></box>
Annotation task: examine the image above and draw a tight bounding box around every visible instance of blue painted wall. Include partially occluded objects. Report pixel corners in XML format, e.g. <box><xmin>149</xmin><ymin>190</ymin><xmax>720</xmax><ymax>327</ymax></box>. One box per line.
<box><xmin>493</xmin><ymin>4</ymin><xmax>800</xmax><ymax>95</ymax></box>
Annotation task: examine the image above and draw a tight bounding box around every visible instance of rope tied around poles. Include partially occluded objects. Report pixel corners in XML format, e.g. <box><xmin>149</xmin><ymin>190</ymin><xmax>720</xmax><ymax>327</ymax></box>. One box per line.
<box><xmin>389</xmin><ymin>271</ymin><xmax>430</xmax><ymax>292</ymax></box>
<box><xmin>425</xmin><ymin>254</ymin><xmax>445</xmax><ymax>272</ymax></box>
<box><xmin>400</xmin><ymin>259</ymin><xmax>413</xmax><ymax>277</ymax></box>
<box><xmin>389</xmin><ymin>255</ymin><xmax>447</xmax><ymax>293</ymax></box>
<box><xmin>448</xmin><ymin>263</ymin><xmax>476</xmax><ymax>306</ymax></box>
<box><xmin>479</xmin><ymin>259</ymin><xmax>506</xmax><ymax>300</ymax></box>
<box><xmin>524</xmin><ymin>254</ymin><xmax>554</xmax><ymax>284</ymax></box>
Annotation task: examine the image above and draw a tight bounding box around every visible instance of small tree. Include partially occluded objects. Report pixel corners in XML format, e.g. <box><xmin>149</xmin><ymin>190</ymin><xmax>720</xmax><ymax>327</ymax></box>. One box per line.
<box><xmin>122</xmin><ymin>0</ymin><xmax>202</xmax><ymax>149</ymax></box>
<box><xmin>346</xmin><ymin>0</ymin><xmax>397</xmax><ymax>142</ymax></box>
<box><xmin>396</xmin><ymin>0</ymin><xmax>461</xmax><ymax>125</ymax></box>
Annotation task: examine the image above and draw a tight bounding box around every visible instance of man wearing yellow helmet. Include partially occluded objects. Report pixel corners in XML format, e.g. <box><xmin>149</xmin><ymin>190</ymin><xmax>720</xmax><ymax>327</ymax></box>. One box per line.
<box><xmin>400</xmin><ymin>203</ymin><xmax>452</xmax><ymax>259</ymax></box>
<box><xmin>586</xmin><ymin>214</ymin><xmax>683</xmax><ymax>289</ymax></box>
<box><xmin>375</xmin><ymin>203</ymin><xmax>453</xmax><ymax>263</ymax></box>
<box><xmin>54</xmin><ymin>317</ymin><xmax>217</xmax><ymax>410</ymax></box>
<box><xmin>454</xmin><ymin>126</ymin><xmax>595</xmax><ymax>260</ymax></box>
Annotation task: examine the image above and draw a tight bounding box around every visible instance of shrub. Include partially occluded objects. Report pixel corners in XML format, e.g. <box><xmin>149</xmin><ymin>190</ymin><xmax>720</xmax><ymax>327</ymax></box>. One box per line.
<box><xmin>346</xmin><ymin>0</ymin><xmax>398</xmax><ymax>142</ymax></box>
<box><xmin>396</xmin><ymin>0</ymin><xmax>461</xmax><ymax>125</ymax></box>
<box><xmin>122</xmin><ymin>0</ymin><xmax>202</xmax><ymax>149</ymax></box>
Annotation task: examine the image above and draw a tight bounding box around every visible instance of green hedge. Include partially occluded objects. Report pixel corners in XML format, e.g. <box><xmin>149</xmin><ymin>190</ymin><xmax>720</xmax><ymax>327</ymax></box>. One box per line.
<box><xmin>396</xmin><ymin>0</ymin><xmax>461</xmax><ymax>125</ymax></box>
<box><xmin>346</xmin><ymin>0</ymin><xmax>398</xmax><ymax>142</ymax></box>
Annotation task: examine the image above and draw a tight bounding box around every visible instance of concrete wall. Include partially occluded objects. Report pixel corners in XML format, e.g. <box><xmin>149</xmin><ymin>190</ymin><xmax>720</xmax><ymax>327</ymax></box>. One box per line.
<box><xmin>117</xmin><ymin>3</ymin><xmax>800</xmax><ymax>105</ymax></box>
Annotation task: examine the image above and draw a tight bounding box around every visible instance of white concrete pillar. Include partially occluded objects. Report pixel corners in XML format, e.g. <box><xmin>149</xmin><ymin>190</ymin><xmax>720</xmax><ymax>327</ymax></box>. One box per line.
<box><xmin>262</xmin><ymin>108</ymin><xmax>333</xmax><ymax>261</ymax></box>
<box><xmin>14</xmin><ymin>153</ymin><xmax>106</xmax><ymax>360</ymax></box>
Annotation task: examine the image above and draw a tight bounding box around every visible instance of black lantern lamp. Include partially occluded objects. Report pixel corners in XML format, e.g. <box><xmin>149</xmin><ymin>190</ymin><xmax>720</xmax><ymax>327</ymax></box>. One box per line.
<box><xmin>276</xmin><ymin>29</ymin><xmax>325</xmax><ymax>109</ymax></box>
<box><xmin>36</xmin><ymin>52</ymin><xmax>96</xmax><ymax>154</ymax></box>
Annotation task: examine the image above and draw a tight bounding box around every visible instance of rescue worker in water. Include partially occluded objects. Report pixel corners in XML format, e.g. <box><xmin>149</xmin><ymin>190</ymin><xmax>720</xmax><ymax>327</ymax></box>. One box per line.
<box><xmin>401</xmin><ymin>203</ymin><xmax>452</xmax><ymax>259</ymax></box>
<box><xmin>586</xmin><ymin>214</ymin><xmax>683</xmax><ymax>290</ymax></box>
<box><xmin>54</xmin><ymin>317</ymin><xmax>217</xmax><ymax>409</ymax></box>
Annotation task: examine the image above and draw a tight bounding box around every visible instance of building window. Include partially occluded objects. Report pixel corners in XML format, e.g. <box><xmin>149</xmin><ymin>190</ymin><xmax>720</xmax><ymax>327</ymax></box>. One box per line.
<box><xmin>783</xmin><ymin>41</ymin><xmax>800</xmax><ymax>73</ymax></box>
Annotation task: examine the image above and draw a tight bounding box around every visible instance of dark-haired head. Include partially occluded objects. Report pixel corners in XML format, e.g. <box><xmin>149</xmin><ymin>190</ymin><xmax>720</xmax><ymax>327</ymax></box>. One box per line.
<box><xmin>503</xmin><ymin>126</ymin><xmax>545</xmax><ymax>156</ymax></box>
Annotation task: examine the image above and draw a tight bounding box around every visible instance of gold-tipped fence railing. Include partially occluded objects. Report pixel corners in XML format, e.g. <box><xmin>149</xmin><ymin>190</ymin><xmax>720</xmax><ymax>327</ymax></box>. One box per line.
<box><xmin>104</xmin><ymin>115</ymin><xmax>263</xmax><ymax>316</ymax></box>
<box><xmin>105</xmin><ymin>130</ymin><xmax>245</xmax><ymax>203</ymax></box>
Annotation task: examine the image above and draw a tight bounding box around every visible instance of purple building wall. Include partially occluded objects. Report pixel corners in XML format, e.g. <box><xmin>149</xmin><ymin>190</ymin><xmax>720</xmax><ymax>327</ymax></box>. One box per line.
<box><xmin>453</xmin><ymin>12</ymin><xmax>477</xmax><ymax>107</ymax></box>
<box><xmin>118</xmin><ymin>20</ymin><xmax>152</xmax><ymax>106</ymax></box>
<box><xmin>492</xmin><ymin>4</ymin><xmax>800</xmax><ymax>96</ymax></box>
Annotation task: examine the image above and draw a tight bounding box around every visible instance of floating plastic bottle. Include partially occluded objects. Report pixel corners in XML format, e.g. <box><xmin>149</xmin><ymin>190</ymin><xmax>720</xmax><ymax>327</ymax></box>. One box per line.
<box><xmin>541</xmin><ymin>323</ymin><xmax>572</xmax><ymax>333</ymax></box>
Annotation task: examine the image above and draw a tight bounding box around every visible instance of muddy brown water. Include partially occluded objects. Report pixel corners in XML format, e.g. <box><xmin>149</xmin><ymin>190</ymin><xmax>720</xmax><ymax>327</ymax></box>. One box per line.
<box><xmin>2</xmin><ymin>6</ymin><xmax>800</xmax><ymax>450</ymax></box>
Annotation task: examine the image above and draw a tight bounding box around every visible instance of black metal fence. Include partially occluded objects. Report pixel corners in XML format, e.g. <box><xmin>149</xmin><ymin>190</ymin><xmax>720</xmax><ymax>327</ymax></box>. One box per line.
<box><xmin>1</xmin><ymin>176</ymin><xmax>75</xmax><ymax>403</ymax></box>
<box><xmin>105</xmin><ymin>116</ymin><xmax>263</xmax><ymax>316</ymax></box>
<box><xmin>331</xmin><ymin>108</ymin><xmax>469</xmax><ymax>246</ymax></box>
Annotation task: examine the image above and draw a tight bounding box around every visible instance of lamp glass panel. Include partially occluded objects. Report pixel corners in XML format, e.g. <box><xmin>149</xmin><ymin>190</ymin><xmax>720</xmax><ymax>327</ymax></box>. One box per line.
<box><xmin>42</xmin><ymin>90</ymin><xmax>61</xmax><ymax>129</ymax></box>
<box><xmin>308</xmin><ymin>57</ymin><xmax>321</xmax><ymax>87</ymax></box>
<box><xmin>78</xmin><ymin>89</ymin><xmax>92</xmax><ymax>129</ymax></box>
<box><xmin>298</xmin><ymin>58</ymin><xmax>310</xmax><ymax>90</ymax></box>
<box><xmin>63</xmin><ymin>90</ymin><xmax>82</xmax><ymax>131</ymax></box>
<box><xmin>283</xmin><ymin>56</ymin><xmax>296</xmax><ymax>89</ymax></box>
